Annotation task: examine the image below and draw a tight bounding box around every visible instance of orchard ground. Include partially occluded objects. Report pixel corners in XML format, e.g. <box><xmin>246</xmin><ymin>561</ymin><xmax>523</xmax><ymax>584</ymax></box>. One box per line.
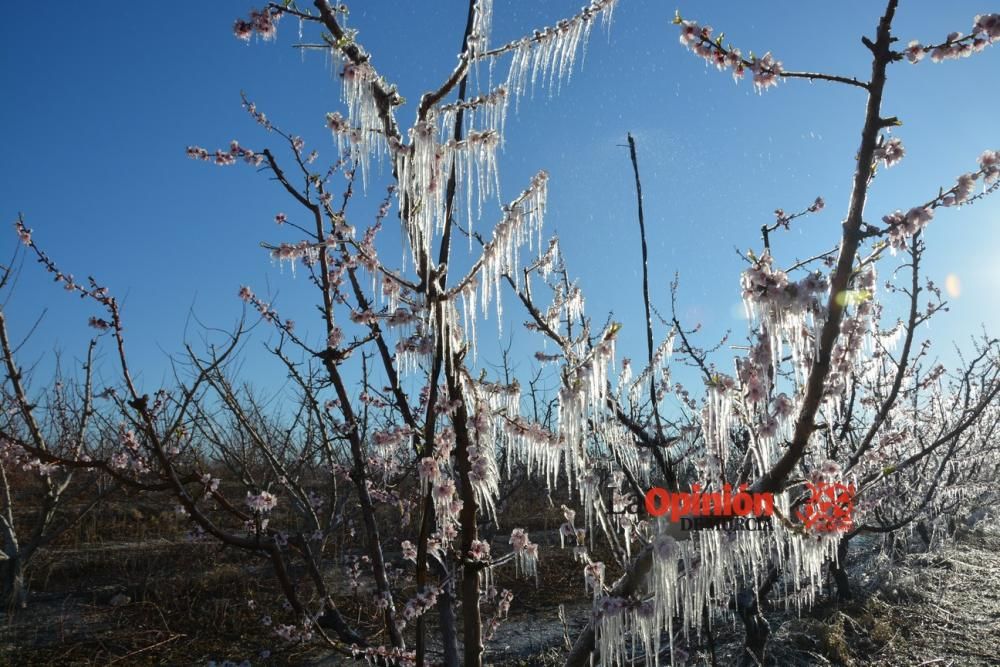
<box><xmin>3</xmin><ymin>485</ymin><xmax>998</xmax><ymax>666</ymax></box>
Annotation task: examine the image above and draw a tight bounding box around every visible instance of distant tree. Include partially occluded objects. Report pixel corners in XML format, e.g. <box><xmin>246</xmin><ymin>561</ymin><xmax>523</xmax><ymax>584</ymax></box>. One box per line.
<box><xmin>0</xmin><ymin>262</ymin><xmax>115</xmax><ymax>610</ymax></box>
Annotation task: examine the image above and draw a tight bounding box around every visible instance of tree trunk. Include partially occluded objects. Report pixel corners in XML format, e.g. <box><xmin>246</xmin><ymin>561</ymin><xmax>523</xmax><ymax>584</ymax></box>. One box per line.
<box><xmin>448</xmin><ymin>365</ymin><xmax>483</xmax><ymax>667</ymax></box>
<box><xmin>1</xmin><ymin>556</ymin><xmax>26</xmax><ymax>611</ymax></box>
<box><xmin>414</xmin><ymin>504</ymin><xmax>460</xmax><ymax>667</ymax></box>
<box><xmin>415</xmin><ymin>493</ymin><xmax>435</xmax><ymax>666</ymax></box>
<box><xmin>317</xmin><ymin>599</ymin><xmax>365</xmax><ymax>645</ymax></box>
<box><xmin>736</xmin><ymin>589</ymin><xmax>770</xmax><ymax>667</ymax></box>
<box><xmin>437</xmin><ymin>580</ymin><xmax>460</xmax><ymax>667</ymax></box>
<box><xmin>916</xmin><ymin>520</ymin><xmax>932</xmax><ymax>549</ymax></box>
<box><xmin>831</xmin><ymin>536</ymin><xmax>853</xmax><ymax>601</ymax></box>
<box><xmin>735</xmin><ymin>566</ymin><xmax>780</xmax><ymax>667</ymax></box>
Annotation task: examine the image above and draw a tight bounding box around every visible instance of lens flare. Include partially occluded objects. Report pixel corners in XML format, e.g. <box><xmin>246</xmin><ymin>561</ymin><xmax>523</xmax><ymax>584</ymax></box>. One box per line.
<box><xmin>945</xmin><ymin>273</ymin><xmax>961</xmax><ymax>298</ymax></box>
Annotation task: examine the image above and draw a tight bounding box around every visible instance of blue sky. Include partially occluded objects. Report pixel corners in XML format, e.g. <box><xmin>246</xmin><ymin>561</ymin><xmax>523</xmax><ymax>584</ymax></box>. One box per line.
<box><xmin>1</xmin><ymin>1</ymin><xmax>998</xmax><ymax>397</ymax></box>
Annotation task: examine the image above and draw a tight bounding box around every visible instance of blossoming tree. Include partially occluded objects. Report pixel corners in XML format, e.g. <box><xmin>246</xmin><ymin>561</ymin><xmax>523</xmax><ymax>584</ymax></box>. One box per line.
<box><xmin>562</xmin><ymin>4</ymin><xmax>1000</xmax><ymax>665</ymax></box>
<box><xmin>2</xmin><ymin>1</ymin><xmax>1000</xmax><ymax>666</ymax></box>
<box><xmin>0</xmin><ymin>264</ymin><xmax>116</xmax><ymax>610</ymax></box>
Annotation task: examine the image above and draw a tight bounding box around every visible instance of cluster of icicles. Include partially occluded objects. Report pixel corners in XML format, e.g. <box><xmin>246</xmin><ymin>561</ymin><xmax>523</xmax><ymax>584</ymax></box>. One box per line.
<box><xmin>626</xmin><ymin>330</ymin><xmax>676</xmax><ymax>407</ymax></box>
<box><xmin>741</xmin><ymin>252</ymin><xmax>829</xmax><ymax>387</ymax></box>
<box><xmin>317</xmin><ymin>0</ymin><xmax>623</xmax><ymax>383</ymax></box>
<box><xmin>592</xmin><ymin>519</ymin><xmax>841</xmax><ymax>666</ymax></box>
<box><xmin>574</xmin><ymin>258</ymin><xmax>890</xmax><ymax>664</ymax></box>
<box><xmin>314</xmin><ymin>1</ymin><xmax>871</xmax><ymax>662</ymax></box>
<box><xmin>324</xmin><ymin>0</ymin><xmax>620</xmax><ymax>284</ymax></box>
<box><xmin>222</xmin><ymin>3</ymin><xmax>934</xmax><ymax>663</ymax></box>
<box><xmin>487</xmin><ymin>0</ymin><xmax>620</xmax><ymax>108</ymax></box>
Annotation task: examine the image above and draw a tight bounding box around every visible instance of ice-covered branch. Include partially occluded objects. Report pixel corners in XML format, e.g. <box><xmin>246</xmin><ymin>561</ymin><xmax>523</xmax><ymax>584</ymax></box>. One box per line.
<box><xmin>674</xmin><ymin>14</ymin><xmax>871</xmax><ymax>92</ymax></box>
<box><xmin>445</xmin><ymin>171</ymin><xmax>548</xmax><ymax>327</ymax></box>
<box><xmin>760</xmin><ymin>195</ymin><xmax>825</xmax><ymax>249</ymax></box>
<box><xmin>881</xmin><ymin>149</ymin><xmax>999</xmax><ymax>250</ymax></box>
<box><xmin>902</xmin><ymin>13</ymin><xmax>1000</xmax><ymax>63</ymax></box>
<box><xmin>479</xmin><ymin>0</ymin><xmax>619</xmax><ymax>105</ymax></box>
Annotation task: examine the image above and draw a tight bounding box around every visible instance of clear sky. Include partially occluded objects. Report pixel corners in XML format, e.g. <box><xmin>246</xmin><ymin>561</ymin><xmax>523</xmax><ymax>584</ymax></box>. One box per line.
<box><xmin>2</xmin><ymin>1</ymin><xmax>998</xmax><ymax>397</ymax></box>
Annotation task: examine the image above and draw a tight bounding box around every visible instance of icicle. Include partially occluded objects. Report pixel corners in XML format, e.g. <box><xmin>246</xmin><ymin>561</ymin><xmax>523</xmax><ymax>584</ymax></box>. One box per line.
<box><xmin>628</xmin><ymin>330</ymin><xmax>676</xmax><ymax>407</ymax></box>
<box><xmin>470</xmin><ymin>0</ymin><xmax>494</xmax><ymax>58</ymax></box>
<box><xmin>337</xmin><ymin>60</ymin><xmax>387</xmax><ymax>187</ymax></box>
<box><xmin>482</xmin><ymin>0</ymin><xmax>620</xmax><ymax>108</ymax></box>
<box><xmin>443</xmin><ymin>170</ymin><xmax>548</xmax><ymax>337</ymax></box>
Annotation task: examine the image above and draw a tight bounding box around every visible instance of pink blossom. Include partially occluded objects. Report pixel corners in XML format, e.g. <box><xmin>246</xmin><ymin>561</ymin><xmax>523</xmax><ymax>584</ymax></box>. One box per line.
<box><xmin>904</xmin><ymin>40</ymin><xmax>926</xmax><ymax>63</ymax></box>
<box><xmin>433</xmin><ymin>478</ymin><xmax>455</xmax><ymax>502</ymax></box>
<box><xmin>798</xmin><ymin>271</ymin><xmax>828</xmax><ymax>294</ymax></box>
<box><xmin>469</xmin><ymin>539</ymin><xmax>491</xmax><ymax>561</ymax></box>
<box><xmin>751</xmin><ymin>52</ymin><xmax>783</xmax><ymax>92</ymax></box>
<box><xmin>88</xmin><ymin>316</ymin><xmax>111</xmax><ymax>331</ymax></box>
<box><xmin>214</xmin><ymin>149</ymin><xmax>236</xmax><ymax>166</ymax></box>
<box><xmin>250</xmin><ymin>8</ymin><xmax>280</xmax><ymax>41</ymax></box>
<box><xmin>820</xmin><ymin>459</ymin><xmax>842</xmax><ymax>477</ymax></box>
<box><xmin>979</xmin><ymin>149</ymin><xmax>999</xmax><ymax>184</ymax></box>
<box><xmin>387</xmin><ymin>308</ymin><xmax>417</xmax><ymax>327</ymax></box>
<box><xmin>758</xmin><ymin>415</ymin><xmax>778</xmax><ymax>438</ymax></box>
<box><xmin>246</xmin><ymin>490</ymin><xmax>278</xmax><ymax>512</ymax></box>
<box><xmin>562</xmin><ymin>505</ymin><xmax>576</xmax><ymax>524</ymax></box>
<box><xmin>678</xmin><ymin>21</ymin><xmax>701</xmax><ymax>47</ymax></box>
<box><xmin>943</xmin><ymin>172</ymin><xmax>977</xmax><ymax>206</ymax></box>
<box><xmin>327</xmin><ymin>327</ymin><xmax>343</xmax><ymax>348</ymax></box>
<box><xmin>233</xmin><ymin>19</ymin><xmax>253</xmax><ymax>41</ymax></box>
<box><xmin>497</xmin><ymin>589</ymin><xmax>513</xmax><ymax>616</ymax></box>
<box><xmin>772</xmin><ymin>393</ymin><xmax>794</xmax><ymax>418</ymax></box>
<box><xmin>745</xmin><ymin>378</ymin><xmax>765</xmax><ymax>404</ymax></box>
<box><xmin>326</xmin><ymin>111</ymin><xmax>349</xmax><ymax>135</ymax></box>
<box><xmin>201</xmin><ymin>473</ymin><xmax>220</xmax><ymax>493</ymax></box>
<box><xmin>509</xmin><ymin>528</ymin><xmax>529</xmax><ymax>552</ymax></box>
<box><xmin>560</xmin><ymin>522</ymin><xmax>577</xmax><ymax>541</ymax></box>
<box><xmin>974</xmin><ymin>13</ymin><xmax>999</xmax><ymax>36</ymax></box>
<box><xmin>349</xmin><ymin>309</ymin><xmax>379</xmax><ymax>326</ymax></box>
<box><xmin>584</xmin><ymin>561</ymin><xmax>605</xmax><ymax>591</ymax></box>
<box><xmin>417</xmin><ymin>457</ymin><xmax>440</xmax><ymax>485</ymax></box>
<box><xmin>874</xmin><ymin>137</ymin><xmax>905</xmax><ymax>168</ymax></box>
<box><xmin>725</xmin><ymin>48</ymin><xmax>745</xmax><ymax>81</ymax></box>
<box><xmin>884</xmin><ymin>206</ymin><xmax>933</xmax><ymax>249</ymax></box>
<box><xmin>906</xmin><ymin>206</ymin><xmax>933</xmax><ymax>230</ymax></box>
<box><xmin>14</xmin><ymin>221</ymin><xmax>31</xmax><ymax>245</ymax></box>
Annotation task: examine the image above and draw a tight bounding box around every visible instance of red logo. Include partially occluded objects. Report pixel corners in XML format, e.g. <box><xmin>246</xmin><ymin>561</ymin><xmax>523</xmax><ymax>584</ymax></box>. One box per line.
<box><xmin>644</xmin><ymin>484</ymin><xmax>774</xmax><ymax>521</ymax></box>
<box><xmin>796</xmin><ymin>481</ymin><xmax>855</xmax><ymax>533</ymax></box>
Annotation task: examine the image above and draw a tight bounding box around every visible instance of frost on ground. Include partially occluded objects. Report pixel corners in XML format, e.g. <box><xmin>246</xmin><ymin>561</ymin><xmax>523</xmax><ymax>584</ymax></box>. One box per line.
<box><xmin>462</xmin><ymin>518</ymin><xmax>1000</xmax><ymax>666</ymax></box>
